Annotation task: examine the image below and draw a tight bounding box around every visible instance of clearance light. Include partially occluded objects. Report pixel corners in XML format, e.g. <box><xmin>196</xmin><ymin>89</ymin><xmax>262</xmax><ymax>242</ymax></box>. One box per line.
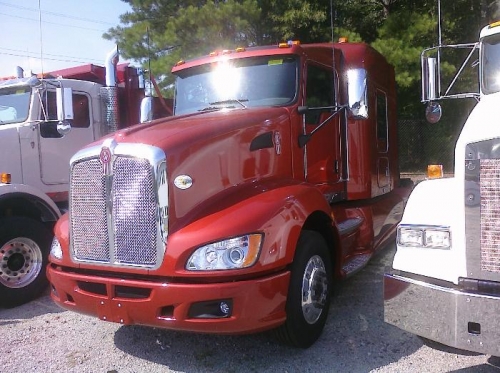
<box><xmin>1</xmin><ymin>173</ymin><xmax>11</xmax><ymax>184</ymax></box>
<box><xmin>278</xmin><ymin>40</ymin><xmax>300</xmax><ymax>48</ymax></box>
<box><xmin>397</xmin><ymin>225</ymin><xmax>451</xmax><ymax>249</ymax></box>
<box><xmin>209</xmin><ymin>51</ymin><xmax>218</xmax><ymax>56</ymax></box>
<box><xmin>186</xmin><ymin>234</ymin><xmax>263</xmax><ymax>270</ymax></box>
<box><xmin>222</xmin><ymin>49</ymin><xmax>232</xmax><ymax>55</ymax></box>
<box><xmin>235</xmin><ymin>47</ymin><xmax>246</xmax><ymax>52</ymax></box>
<box><xmin>427</xmin><ymin>164</ymin><xmax>443</xmax><ymax>179</ymax></box>
<box><xmin>175</xmin><ymin>60</ymin><xmax>185</xmax><ymax>67</ymax></box>
<box><xmin>338</xmin><ymin>37</ymin><xmax>348</xmax><ymax>43</ymax></box>
<box><xmin>490</xmin><ymin>20</ymin><xmax>500</xmax><ymax>29</ymax></box>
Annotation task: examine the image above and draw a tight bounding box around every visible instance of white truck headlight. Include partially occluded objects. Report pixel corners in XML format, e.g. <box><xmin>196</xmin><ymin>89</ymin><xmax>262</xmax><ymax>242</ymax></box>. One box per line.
<box><xmin>186</xmin><ymin>234</ymin><xmax>263</xmax><ymax>270</ymax></box>
<box><xmin>397</xmin><ymin>225</ymin><xmax>451</xmax><ymax>249</ymax></box>
<box><xmin>50</xmin><ymin>237</ymin><xmax>63</xmax><ymax>260</ymax></box>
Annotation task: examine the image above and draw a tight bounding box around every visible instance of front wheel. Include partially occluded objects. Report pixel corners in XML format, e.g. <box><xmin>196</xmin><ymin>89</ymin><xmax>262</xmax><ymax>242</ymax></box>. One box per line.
<box><xmin>0</xmin><ymin>217</ymin><xmax>53</xmax><ymax>308</ymax></box>
<box><xmin>274</xmin><ymin>230</ymin><xmax>332</xmax><ymax>348</ymax></box>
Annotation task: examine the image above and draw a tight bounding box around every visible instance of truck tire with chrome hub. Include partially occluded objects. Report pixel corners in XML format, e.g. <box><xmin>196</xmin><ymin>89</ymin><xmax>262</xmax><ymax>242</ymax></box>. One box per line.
<box><xmin>0</xmin><ymin>217</ymin><xmax>52</xmax><ymax>307</ymax></box>
<box><xmin>275</xmin><ymin>230</ymin><xmax>332</xmax><ymax>348</ymax></box>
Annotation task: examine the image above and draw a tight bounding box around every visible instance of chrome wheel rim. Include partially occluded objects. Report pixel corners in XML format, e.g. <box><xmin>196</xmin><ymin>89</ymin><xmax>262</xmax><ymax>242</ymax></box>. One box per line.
<box><xmin>301</xmin><ymin>254</ymin><xmax>328</xmax><ymax>324</ymax></box>
<box><xmin>0</xmin><ymin>237</ymin><xmax>43</xmax><ymax>288</ymax></box>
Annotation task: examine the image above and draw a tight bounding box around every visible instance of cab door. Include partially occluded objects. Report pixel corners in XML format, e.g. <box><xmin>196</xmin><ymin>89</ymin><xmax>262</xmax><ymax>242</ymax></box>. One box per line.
<box><xmin>38</xmin><ymin>90</ymin><xmax>94</xmax><ymax>185</ymax></box>
<box><xmin>303</xmin><ymin>63</ymin><xmax>344</xmax><ymax>200</ymax></box>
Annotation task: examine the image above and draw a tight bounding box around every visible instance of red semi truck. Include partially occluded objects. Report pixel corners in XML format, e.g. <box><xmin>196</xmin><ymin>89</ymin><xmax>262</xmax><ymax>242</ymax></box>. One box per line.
<box><xmin>47</xmin><ymin>40</ymin><xmax>411</xmax><ymax>347</ymax></box>
<box><xmin>0</xmin><ymin>48</ymin><xmax>169</xmax><ymax>307</ymax></box>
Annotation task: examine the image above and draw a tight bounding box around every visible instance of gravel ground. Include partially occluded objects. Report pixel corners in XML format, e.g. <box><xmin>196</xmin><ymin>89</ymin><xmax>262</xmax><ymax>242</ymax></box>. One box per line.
<box><xmin>2</xmin><ymin>244</ymin><xmax>500</xmax><ymax>373</ymax></box>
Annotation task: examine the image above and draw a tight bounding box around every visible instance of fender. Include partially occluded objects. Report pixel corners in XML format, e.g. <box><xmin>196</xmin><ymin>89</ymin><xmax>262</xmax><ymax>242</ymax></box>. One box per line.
<box><xmin>163</xmin><ymin>182</ymin><xmax>333</xmax><ymax>278</ymax></box>
<box><xmin>0</xmin><ymin>183</ymin><xmax>61</xmax><ymax>222</ymax></box>
<box><xmin>54</xmin><ymin>181</ymin><xmax>333</xmax><ymax>278</ymax></box>
<box><xmin>393</xmin><ymin>177</ymin><xmax>466</xmax><ymax>283</ymax></box>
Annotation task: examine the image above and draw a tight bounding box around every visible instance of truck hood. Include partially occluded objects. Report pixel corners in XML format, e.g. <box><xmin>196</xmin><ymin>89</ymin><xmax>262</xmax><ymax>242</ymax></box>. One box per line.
<box><xmin>99</xmin><ymin>107</ymin><xmax>294</xmax><ymax>232</ymax></box>
<box><xmin>112</xmin><ymin>106</ymin><xmax>290</xmax><ymax>149</ymax></box>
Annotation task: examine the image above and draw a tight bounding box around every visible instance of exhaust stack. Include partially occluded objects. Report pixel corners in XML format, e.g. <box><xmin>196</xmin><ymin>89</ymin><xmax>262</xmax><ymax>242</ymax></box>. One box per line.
<box><xmin>101</xmin><ymin>46</ymin><xmax>119</xmax><ymax>134</ymax></box>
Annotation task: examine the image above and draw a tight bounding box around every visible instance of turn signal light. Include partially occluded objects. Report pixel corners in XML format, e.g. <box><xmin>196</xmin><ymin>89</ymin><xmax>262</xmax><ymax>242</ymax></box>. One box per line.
<box><xmin>427</xmin><ymin>164</ymin><xmax>443</xmax><ymax>179</ymax></box>
<box><xmin>1</xmin><ymin>173</ymin><xmax>11</xmax><ymax>184</ymax></box>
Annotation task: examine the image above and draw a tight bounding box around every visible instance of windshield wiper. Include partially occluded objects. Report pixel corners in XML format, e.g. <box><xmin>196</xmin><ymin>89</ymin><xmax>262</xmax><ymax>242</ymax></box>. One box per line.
<box><xmin>198</xmin><ymin>98</ymin><xmax>248</xmax><ymax>112</ymax></box>
<box><xmin>210</xmin><ymin>99</ymin><xmax>248</xmax><ymax>108</ymax></box>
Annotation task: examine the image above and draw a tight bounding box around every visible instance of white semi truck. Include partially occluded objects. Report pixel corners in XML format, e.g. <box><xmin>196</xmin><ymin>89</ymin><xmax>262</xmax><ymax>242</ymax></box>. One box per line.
<box><xmin>384</xmin><ymin>20</ymin><xmax>500</xmax><ymax>356</ymax></box>
<box><xmin>0</xmin><ymin>49</ymin><xmax>169</xmax><ymax>307</ymax></box>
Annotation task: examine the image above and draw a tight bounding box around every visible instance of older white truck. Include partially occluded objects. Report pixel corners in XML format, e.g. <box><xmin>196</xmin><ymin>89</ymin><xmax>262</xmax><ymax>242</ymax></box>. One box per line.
<box><xmin>384</xmin><ymin>20</ymin><xmax>500</xmax><ymax>356</ymax></box>
<box><xmin>0</xmin><ymin>49</ymin><xmax>168</xmax><ymax>307</ymax></box>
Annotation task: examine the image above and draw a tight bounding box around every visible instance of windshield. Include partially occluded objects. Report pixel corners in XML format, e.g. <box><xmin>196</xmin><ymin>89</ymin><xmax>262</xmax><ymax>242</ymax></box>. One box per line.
<box><xmin>0</xmin><ymin>86</ymin><xmax>31</xmax><ymax>124</ymax></box>
<box><xmin>174</xmin><ymin>55</ymin><xmax>298</xmax><ymax>115</ymax></box>
<box><xmin>482</xmin><ymin>33</ymin><xmax>500</xmax><ymax>95</ymax></box>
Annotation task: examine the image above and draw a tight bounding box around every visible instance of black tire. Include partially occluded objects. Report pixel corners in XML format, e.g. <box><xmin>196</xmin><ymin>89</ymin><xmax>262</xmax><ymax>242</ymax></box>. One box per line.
<box><xmin>0</xmin><ymin>217</ymin><xmax>53</xmax><ymax>308</ymax></box>
<box><xmin>274</xmin><ymin>230</ymin><xmax>332</xmax><ymax>348</ymax></box>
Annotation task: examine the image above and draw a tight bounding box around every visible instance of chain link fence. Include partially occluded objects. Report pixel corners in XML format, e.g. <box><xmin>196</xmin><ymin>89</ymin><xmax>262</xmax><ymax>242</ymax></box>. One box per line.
<box><xmin>398</xmin><ymin>118</ymin><xmax>458</xmax><ymax>180</ymax></box>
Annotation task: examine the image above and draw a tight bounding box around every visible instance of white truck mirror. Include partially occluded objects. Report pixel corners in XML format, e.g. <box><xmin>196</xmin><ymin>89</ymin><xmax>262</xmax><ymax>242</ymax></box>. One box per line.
<box><xmin>56</xmin><ymin>87</ymin><xmax>74</xmax><ymax>122</ymax></box>
<box><xmin>56</xmin><ymin>87</ymin><xmax>73</xmax><ymax>136</ymax></box>
<box><xmin>421</xmin><ymin>56</ymin><xmax>438</xmax><ymax>102</ymax></box>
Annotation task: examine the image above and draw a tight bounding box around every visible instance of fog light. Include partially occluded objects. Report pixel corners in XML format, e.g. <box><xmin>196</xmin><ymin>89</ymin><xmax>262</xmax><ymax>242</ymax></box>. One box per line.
<box><xmin>220</xmin><ymin>301</ymin><xmax>230</xmax><ymax>315</ymax></box>
<box><xmin>188</xmin><ymin>299</ymin><xmax>233</xmax><ymax>319</ymax></box>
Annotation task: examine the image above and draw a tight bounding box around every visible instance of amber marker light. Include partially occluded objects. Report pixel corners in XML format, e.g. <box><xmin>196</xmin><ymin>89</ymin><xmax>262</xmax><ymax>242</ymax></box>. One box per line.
<box><xmin>427</xmin><ymin>164</ymin><xmax>443</xmax><ymax>179</ymax></box>
<box><xmin>1</xmin><ymin>173</ymin><xmax>11</xmax><ymax>184</ymax></box>
<box><xmin>490</xmin><ymin>20</ymin><xmax>500</xmax><ymax>28</ymax></box>
<box><xmin>242</xmin><ymin>234</ymin><xmax>263</xmax><ymax>267</ymax></box>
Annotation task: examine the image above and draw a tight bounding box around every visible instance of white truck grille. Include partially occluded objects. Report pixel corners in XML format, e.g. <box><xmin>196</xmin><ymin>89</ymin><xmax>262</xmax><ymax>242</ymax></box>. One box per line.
<box><xmin>69</xmin><ymin>143</ymin><xmax>166</xmax><ymax>269</ymax></box>
<box><xmin>480</xmin><ymin>159</ymin><xmax>500</xmax><ymax>273</ymax></box>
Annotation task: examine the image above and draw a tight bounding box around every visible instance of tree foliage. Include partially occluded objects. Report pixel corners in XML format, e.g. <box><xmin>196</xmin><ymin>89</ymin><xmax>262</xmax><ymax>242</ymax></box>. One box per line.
<box><xmin>104</xmin><ymin>0</ymin><xmax>496</xmax><ymax>166</ymax></box>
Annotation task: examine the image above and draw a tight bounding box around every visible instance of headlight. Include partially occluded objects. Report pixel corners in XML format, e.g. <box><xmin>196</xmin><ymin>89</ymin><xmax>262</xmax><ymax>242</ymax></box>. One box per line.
<box><xmin>50</xmin><ymin>237</ymin><xmax>63</xmax><ymax>260</ymax></box>
<box><xmin>186</xmin><ymin>234</ymin><xmax>263</xmax><ymax>271</ymax></box>
<box><xmin>397</xmin><ymin>225</ymin><xmax>451</xmax><ymax>249</ymax></box>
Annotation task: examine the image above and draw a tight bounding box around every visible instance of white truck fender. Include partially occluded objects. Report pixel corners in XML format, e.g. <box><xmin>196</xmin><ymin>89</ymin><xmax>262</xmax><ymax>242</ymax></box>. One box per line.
<box><xmin>0</xmin><ymin>183</ymin><xmax>61</xmax><ymax>221</ymax></box>
<box><xmin>393</xmin><ymin>177</ymin><xmax>467</xmax><ymax>283</ymax></box>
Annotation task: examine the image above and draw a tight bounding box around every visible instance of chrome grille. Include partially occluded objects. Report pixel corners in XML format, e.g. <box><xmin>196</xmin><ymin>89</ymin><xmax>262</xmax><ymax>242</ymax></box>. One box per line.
<box><xmin>480</xmin><ymin>159</ymin><xmax>500</xmax><ymax>273</ymax></box>
<box><xmin>70</xmin><ymin>150</ymin><xmax>162</xmax><ymax>268</ymax></box>
<box><xmin>70</xmin><ymin>159</ymin><xmax>109</xmax><ymax>262</ymax></box>
<box><xmin>112</xmin><ymin>157</ymin><xmax>157</xmax><ymax>266</ymax></box>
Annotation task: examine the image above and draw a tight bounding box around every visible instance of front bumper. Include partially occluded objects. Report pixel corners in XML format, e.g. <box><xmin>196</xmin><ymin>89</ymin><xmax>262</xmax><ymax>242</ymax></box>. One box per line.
<box><xmin>47</xmin><ymin>264</ymin><xmax>290</xmax><ymax>334</ymax></box>
<box><xmin>384</xmin><ymin>271</ymin><xmax>500</xmax><ymax>356</ymax></box>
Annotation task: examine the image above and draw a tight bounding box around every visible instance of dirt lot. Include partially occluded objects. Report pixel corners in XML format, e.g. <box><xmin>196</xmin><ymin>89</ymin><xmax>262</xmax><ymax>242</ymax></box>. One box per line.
<box><xmin>2</xmin><ymin>244</ymin><xmax>500</xmax><ymax>373</ymax></box>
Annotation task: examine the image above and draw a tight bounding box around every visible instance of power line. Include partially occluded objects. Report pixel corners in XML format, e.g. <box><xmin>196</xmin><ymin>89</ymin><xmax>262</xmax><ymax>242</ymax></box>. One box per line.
<box><xmin>0</xmin><ymin>11</ymin><xmax>110</xmax><ymax>33</ymax></box>
<box><xmin>0</xmin><ymin>51</ymin><xmax>103</xmax><ymax>65</ymax></box>
<box><xmin>0</xmin><ymin>47</ymin><xmax>103</xmax><ymax>63</ymax></box>
<box><xmin>0</xmin><ymin>1</ymin><xmax>116</xmax><ymax>26</ymax></box>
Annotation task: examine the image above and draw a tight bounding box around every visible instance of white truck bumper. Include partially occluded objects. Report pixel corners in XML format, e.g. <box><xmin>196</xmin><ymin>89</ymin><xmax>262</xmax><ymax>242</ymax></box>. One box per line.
<box><xmin>384</xmin><ymin>271</ymin><xmax>500</xmax><ymax>357</ymax></box>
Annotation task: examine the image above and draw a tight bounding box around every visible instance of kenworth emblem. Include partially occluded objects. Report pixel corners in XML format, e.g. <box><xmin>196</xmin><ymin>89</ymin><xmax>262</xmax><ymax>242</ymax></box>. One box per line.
<box><xmin>99</xmin><ymin>139</ymin><xmax>116</xmax><ymax>174</ymax></box>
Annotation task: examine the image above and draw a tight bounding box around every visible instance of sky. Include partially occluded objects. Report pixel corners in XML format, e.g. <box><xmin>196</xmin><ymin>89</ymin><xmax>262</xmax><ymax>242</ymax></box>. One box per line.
<box><xmin>0</xmin><ymin>0</ymin><xmax>132</xmax><ymax>77</ymax></box>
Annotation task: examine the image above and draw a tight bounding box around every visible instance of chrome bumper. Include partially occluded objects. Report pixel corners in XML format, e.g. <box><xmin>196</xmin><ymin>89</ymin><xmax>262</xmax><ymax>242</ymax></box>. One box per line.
<box><xmin>384</xmin><ymin>271</ymin><xmax>500</xmax><ymax>356</ymax></box>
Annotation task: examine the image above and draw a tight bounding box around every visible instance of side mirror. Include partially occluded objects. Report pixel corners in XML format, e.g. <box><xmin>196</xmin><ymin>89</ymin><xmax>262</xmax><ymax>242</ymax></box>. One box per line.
<box><xmin>56</xmin><ymin>87</ymin><xmax>73</xmax><ymax>136</ymax></box>
<box><xmin>56</xmin><ymin>87</ymin><xmax>74</xmax><ymax>122</ymax></box>
<box><xmin>57</xmin><ymin>121</ymin><xmax>72</xmax><ymax>136</ymax></box>
<box><xmin>140</xmin><ymin>96</ymin><xmax>154</xmax><ymax>123</ymax></box>
<box><xmin>421</xmin><ymin>56</ymin><xmax>438</xmax><ymax>102</ymax></box>
<box><xmin>425</xmin><ymin>101</ymin><xmax>442</xmax><ymax>124</ymax></box>
<box><xmin>347</xmin><ymin>68</ymin><xmax>368</xmax><ymax>119</ymax></box>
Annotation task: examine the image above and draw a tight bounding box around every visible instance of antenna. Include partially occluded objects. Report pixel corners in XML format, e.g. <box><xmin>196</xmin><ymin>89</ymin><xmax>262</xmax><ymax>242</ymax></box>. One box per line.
<box><xmin>147</xmin><ymin>26</ymin><xmax>152</xmax><ymax>94</ymax></box>
<box><xmin>330</xmin><ymin>0</ymin><xmax>336</xmax><ymax>105</ymax></box>
<box><xmin>437</xmin><ymin>0</ymin><xmax>442</xmax><ymax>97</ymax></box>
<box><xmin>38</xmin><ymin>0</ymin><xmax>44</xmax><ymax>75</ymax></box>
